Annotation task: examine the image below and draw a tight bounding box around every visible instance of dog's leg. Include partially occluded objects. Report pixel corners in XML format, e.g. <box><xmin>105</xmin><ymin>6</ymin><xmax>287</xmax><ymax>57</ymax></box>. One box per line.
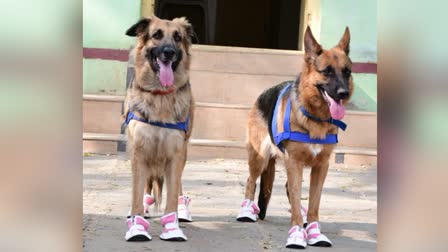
<box><xmin>236</xmin><ymin>144</ymin><xmax>266</xmax><ymax>222</ymax></box>
<box><xmin>244</xmin><ymin>153</ymin><xmax>265</xmax><ymax>201</ymax></box>
<box><xmin>308</xmin><ymin>160</ymin><xmax>329</xmax><ymax>223</ymax></box>
<box><xmin>160</xmin><ymin>146</ymin><xmax>188</xmax><ymax>241</ymax></box>
<box><xmin>164</xmin><ymin>159</ymin><xmax>181</xmax><ymax>214</ymax></box>
<box><xmin>284</xmin><ymin>156</ymin><xmax>308</xmax><ymax>249</ymax></box>
<box><xmin>176</xmin><ymin>147</ymin><xmax>193</xmax><ymax>222</ymax></box>
<box><xmin>125</xmin><ymin>154</ymin><xmax>152</xmax><ymax>241</ymax></box>
<box><xmin>130</xmin><ymin>156</ymin><xmax>147</xmax><ymax>216</ymax></box>
<box><xmin>305</xmin><ymin>159</ymin><xmax>332</xmax><ymax>247</ymax></box>
<box><xmin>258</xmin><ymin>158</ymin><xmax>275</xmax><ymax>220</ymax></box>
<box><xmin>286</xmin><ymin>157</ymin><xmax>304</xmax><ymax>226</ymax></box>
<box><xmin>145</xmin><ymin>177</ymin><xmax>153</xmax><ymax>195</ymax></box>
<box><xmin>141</xmin><ymin>177</ymin><xmax>157</xmax><ymax>218</ymax></box>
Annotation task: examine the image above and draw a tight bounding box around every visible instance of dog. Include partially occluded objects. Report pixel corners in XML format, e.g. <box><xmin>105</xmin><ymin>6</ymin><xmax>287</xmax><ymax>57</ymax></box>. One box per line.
<box><xmin>123</xmin><ymin>15</ymin><xmax>195</xmax><ymax>242</ymax></box>
<box><xmin>237</xmin><ymin>26</ymin><xmax>353</xmax><ymax>249</ymax></box>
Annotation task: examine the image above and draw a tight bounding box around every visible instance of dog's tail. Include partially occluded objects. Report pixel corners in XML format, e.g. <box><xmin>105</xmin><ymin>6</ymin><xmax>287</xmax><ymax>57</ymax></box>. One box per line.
<box><xmin>152</xmin><ymin>176</ymin><xmax>164</xmax><ymax>213</ymax></box>
<box><xmin>257</xmin><ymin>158</ymin><xmax>276</xmax><ymax>220</ymax></box>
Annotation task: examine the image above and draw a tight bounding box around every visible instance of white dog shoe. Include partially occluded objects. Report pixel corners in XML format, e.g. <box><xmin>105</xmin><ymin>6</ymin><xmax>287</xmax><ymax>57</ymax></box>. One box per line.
<box><xmin>306</xmin><ymin>222</ymin><xmax>332</xmax><ymax>247</ymax></box>
<box><xmin>285</xmin><ymin>225</ymin><xmax>307</xmax><ymax>249</ymax></box>
<box><xmin>160</xmin><ymin>212</ymin><xmax>187</xmax><ymax>241</ymax></box>
<box><xmin>236</xmin><ymin>199</ymin><xmax>260</xmax><ymax>222</ymax></box>
<box><xmin>178</xmin><ymin>196</ymin><xmax>192</xmax><ymax>222</ymax></box>
<box><xmin>125</xmin><ymin>215</ymin><xmax>152</xmax><ymax>241</ymax></box>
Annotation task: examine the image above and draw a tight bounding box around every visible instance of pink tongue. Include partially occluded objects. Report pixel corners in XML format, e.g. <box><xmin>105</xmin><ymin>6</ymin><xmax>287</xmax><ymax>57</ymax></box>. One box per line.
<box><xmin>325</xmin><ymin>92</ymin><xmax>346</xmax><ymax>120</ymax></box>
<box><xmin>157</xmin><ymin>59</ymin><xmax>174</xmax><ymax>87</ymax></box>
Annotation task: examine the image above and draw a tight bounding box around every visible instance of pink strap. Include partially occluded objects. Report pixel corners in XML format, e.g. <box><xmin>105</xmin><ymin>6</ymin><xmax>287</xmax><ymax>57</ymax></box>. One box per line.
<box><xmin>251</xmin><ymin>202</ymin><xmax>260</xmax><ymax>214</ymax></box>
<box><xmin>160</xmin><ymin>212</ymin><xmax>177</xmax><ymax>226</ymax></box>
<box><xmin>128</xmin><ymin>216</ymin><xmax>149</xmax><ymax>230</ymax></box>
<box><xmin>306</xmin><ymin>222</ymin><xmax>319</xmax><ymax>231</ymax></box>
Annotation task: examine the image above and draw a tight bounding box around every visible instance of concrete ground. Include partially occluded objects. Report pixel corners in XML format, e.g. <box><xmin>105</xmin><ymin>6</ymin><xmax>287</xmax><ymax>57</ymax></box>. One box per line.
<box><xmin>83</xmin><ymin>154</ymin><xmax>376</xmax><ymax>252</ymax></box>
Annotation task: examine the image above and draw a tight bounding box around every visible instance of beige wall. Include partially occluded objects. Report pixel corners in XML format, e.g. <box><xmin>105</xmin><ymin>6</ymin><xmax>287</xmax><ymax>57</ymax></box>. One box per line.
<box><xmin>141</xmin><ymin>0</ymin><xmax>155</xmax><ymax>17</ymax></box>
<box><xmin>298</xmin><ymin>0</ymin><xmax>321</xmax><ymax>50</ymax></box>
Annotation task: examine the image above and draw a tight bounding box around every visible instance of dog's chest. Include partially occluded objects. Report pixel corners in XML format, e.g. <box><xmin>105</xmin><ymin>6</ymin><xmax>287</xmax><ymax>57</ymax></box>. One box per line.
<box><xmin>130</xmin><ymin>121</ymin><xmax>185</xmax><ymax>155</ymax></box>
<box><xmin>307</xmin><ymin>144</ymin><xmax>323</xmax><ymax>158</ymax></box>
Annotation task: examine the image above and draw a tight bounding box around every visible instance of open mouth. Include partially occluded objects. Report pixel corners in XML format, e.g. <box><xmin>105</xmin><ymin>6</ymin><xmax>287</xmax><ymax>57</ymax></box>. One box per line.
<box><xmin>317</xmin><ymin>86</ymin><xmax>346</xmax><ymax>120</ymax></box>
<box><xmin>148</xmin><ymin>52</ymin><xmax>180</xmax><ymax>87</ymax></box>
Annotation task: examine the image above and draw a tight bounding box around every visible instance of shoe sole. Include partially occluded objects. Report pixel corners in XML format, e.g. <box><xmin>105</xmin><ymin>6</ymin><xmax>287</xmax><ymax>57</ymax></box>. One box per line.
<box><xmin>309</xmin><ymin>241</ymin><xmax>332</xmax><ymax>247</ymax></box>
<box><xmin>178</xmin><ymin>218</ymin><xmax>192</xmax><ymax>222</ymax></box>
<box><xmin>127</xmin><ymin>235</ymin><xmax>151</xmax><ymax>242</ymax></box>
<box><xmin>285</xmin><ymin>244</ymin><xmax>306</xmax><ymax>249</ymax></box>
<box><xmin>160</xmin><ymin>237</ymin><xmax>187</xmax><ymax>242</ymax></box>
<box><xmin>126</xmin><ymin>215</ymin><xmax>151</xmax><ymax>219</ymax></box>
<box><xmin>236</xmin><ymin>217</ymin><xmax>256</xmax><ymax>222</ymax></box>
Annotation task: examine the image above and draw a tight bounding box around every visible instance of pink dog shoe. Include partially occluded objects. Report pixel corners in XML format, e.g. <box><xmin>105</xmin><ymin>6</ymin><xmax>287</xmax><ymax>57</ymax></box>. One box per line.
<box><xmin>143</xmin><ymin>194</ymin><xmax>155</xmax><ymax>218</ymax></box>
<box><xmin>236</xmin><ymin>199</ymin><xmax>260</xmax><ymax>222</ymax></box>
<box><xmin>178</xmin><ymin>196</ymin><xmax>192</xmax><ymax>222</ymax></box>
<box><xmin>126</xmin><ymin>194</ymin><xmax>155</xmax><ymax>219</ymax></box>
<box><xmin>286</xmin><ymin>225</ymin><xmax>307</xmax><ymax>249</ymax></box>
<box><xmin>125</xmin><ymin>215</ymin><xmax>152</xmax><ymax>241</ymax></box>
<box><xmin>305</xmin><ymin>222</ymin><xmax>332</xmax><ymax>247</ymax></box>
<box><xmin>160</xmin><ymin>212</ymin><xmax>187</xmax><ymax>241</ymax></box>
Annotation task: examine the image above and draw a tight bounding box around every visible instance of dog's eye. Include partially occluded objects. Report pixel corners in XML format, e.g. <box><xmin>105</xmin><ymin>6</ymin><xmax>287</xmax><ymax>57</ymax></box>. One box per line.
<box><xmin>152</xmin><ymin>30</ymin><xmax>163</xmax><ymax>40</ymax></box>
<box><xmin>320</xmin><ymin>67</ymin><xmax>333</xmax><ymax>76</ymax></box>
<box><xmin>343</xmin><ymin>68</ymin><xmax>352</xmax><ymax>76</ymax></box>
<box><xmin>173</xmin><ymin>31</ymin><xmax>182</xmax><ymax>42</ymax></box>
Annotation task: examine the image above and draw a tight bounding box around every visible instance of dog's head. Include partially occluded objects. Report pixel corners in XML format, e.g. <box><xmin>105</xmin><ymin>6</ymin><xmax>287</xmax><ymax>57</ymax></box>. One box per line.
<box><xmin>301</xmin><ymin>26</ymin><xmax>354</xmax><ymax>120</ymax></box>
<box><xmin>126</xmin><ymin>16</ymin><xmax>194</xmax><ymax>89</ymax></box>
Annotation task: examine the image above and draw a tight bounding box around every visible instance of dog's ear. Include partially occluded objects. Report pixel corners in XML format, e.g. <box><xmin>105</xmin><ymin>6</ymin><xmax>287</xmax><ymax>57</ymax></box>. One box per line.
<box><xmin>173</xmin><ymin>17</ymin><xmax>196</xmax><ymax>44</ymax></box>
<box><xmin>126</xmin><ymin>18</ymin><xmax>151</xmax><ymax>37</ymax></box>
<box><xmin>304</xmin><ymin>26</ymin><xmax>322</xmax><ymax>62</ymax></box>
<box><xmin>337</xmin><ymin>27</ymin><xmax>350</xmax><ymax>55</ymax></box>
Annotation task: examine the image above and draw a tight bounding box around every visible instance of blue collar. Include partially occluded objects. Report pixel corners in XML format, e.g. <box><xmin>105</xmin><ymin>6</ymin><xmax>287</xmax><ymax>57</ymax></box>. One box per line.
<box><xmin>125</xmin><ymin>110</ymin><xmax>189</xmax><ymax>132</ymax></box>
<box><xmin>271</xmin><ymin>84</ymin><xmax>347</xmax><ymax>152</ymax></box>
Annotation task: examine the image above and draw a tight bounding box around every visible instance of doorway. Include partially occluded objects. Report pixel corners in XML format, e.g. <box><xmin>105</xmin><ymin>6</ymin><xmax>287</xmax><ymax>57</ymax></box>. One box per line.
<box><xmin>155</xmin><ymin>0</ymin><xmax>302</xmax><ymax>50</ymax></box>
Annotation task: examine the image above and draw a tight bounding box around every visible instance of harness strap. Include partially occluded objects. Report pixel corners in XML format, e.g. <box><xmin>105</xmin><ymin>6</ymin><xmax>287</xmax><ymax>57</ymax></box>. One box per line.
<box><xmin>272</xmin><ymin>84</ymin><xmax>346</xmax><ymax>153</ymax></box>
<box><xmin>125</xmin><ymin>110</ymin><xmax>189</xmax><ymax>132</ymax></box>
<box><xmin>299</xmin><ymin>106</ymin><xmax>347</xmax><ymax>131</ymax></box>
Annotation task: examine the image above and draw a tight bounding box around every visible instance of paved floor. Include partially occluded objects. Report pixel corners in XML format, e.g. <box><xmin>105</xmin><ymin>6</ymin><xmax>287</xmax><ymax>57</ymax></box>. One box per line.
<box><xmin>83</xmin><ymin>154</ymin><xmax>376</xmax><ymax>252</ymax></box>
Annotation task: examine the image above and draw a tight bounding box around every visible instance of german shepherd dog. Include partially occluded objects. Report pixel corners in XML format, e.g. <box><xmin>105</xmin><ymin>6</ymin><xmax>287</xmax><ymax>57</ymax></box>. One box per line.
<box><xmin>123</xmin><ymin>15</ymin><xmax>195</xmax><ymax>242</ymax></box>
<box><xmin>237</xmin><ymin>27</ymin><xmax>353</xmax><ymax>249</ymax></box>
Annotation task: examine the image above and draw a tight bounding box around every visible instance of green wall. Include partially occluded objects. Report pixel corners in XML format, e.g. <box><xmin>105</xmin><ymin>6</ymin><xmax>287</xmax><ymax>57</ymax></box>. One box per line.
<box><xmin>83</xmin><ymin>0</ymin><xmax>140</xmax><ymax>96</ymax></box>
<box><xmin>83</xmin><ymin>0</ymin><xmax>140</xmax><ymax>49</ymax></box>
<box><xmin>83</xmin><ymin>59</ymin><xmax>128</xmax><ymax>95</ymax></box>
<box><xmin>320</xmin><ymin>0</ymin><xmax>377</xmax><ymax>63</ymax></box>
<box><xmin>320</xmin><ymin>0</ymin><xmax>377</xmax><ymax>112</ymax></box>
<box><xmin>83</xmin><ymin>0</ymin><xmax>377</xmax><ymax>111</ymax></box>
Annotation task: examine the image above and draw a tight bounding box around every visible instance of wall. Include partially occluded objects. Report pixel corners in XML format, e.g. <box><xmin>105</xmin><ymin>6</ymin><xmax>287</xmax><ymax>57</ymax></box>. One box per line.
<box><xmin>83</xmin><ymin>0</ymin><xmax>141</xmax><ymax>95</ymax></box>
<box><xmin>83</xmin><ymin>0</ymin><xmax>377</xmax><ymax>111</ymax></box>
<box><xmin>320</xmin><ymin>0</ymin><xmax>377</xmax><ymax>111</ymax></box>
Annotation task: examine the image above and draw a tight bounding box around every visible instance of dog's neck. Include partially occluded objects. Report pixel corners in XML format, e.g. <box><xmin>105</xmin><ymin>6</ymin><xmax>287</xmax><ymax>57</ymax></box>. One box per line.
<box><xmin>296</xmin><ymin>81</ymin><xmax>331</xmax><ymax>121</ymax></box>
<box><xmin>136</xmin><ymin>85</ymin><xmax>176</xmax><ymax>95</ymax></box>
<box><xmin>291</xmin><ymin>80</ymin><xmax>337</xmax><ymax>139</ymax></box>
<box><xmin>129</xmin><ymin>81</ymin><xmax>191</xmax><ymax>122</ymax></box>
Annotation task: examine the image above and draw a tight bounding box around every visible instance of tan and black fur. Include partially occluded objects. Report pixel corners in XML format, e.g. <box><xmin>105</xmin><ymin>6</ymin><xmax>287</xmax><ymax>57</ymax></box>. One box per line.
<box><xmin>123</xmin><ymin>15</ymin><xmax>195</xmax><ymax>217</ymax></box>
<box><xmin>243</xmin><ymin>26</ymin><xmax>353</xmax><ymax>226</ymax></box>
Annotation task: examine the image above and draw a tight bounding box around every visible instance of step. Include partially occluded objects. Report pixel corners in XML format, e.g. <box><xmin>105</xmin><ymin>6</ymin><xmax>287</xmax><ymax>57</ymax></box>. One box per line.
<box><xmin>82</xmin><ymin>133</ymin><xmax>376</xmax><ymax>165</ymax></box>
<box><xmin>82</xmin><ymin>95</ymin><xmax>377</xmax><ymax>149</ymax></box>
<box><xmin>83</xmin><ymin>133</ymin><xmax>246</xmax><ymax>148</ymax></box>
<box><xmin>190</xmin><ymin>71</ymin><xmax>296</xmax><ymax>104</ymax></box>
<box><xmin>190</xmin><ymin>45</ymin><xmax>304</xmax><ymax>76</ymax></box>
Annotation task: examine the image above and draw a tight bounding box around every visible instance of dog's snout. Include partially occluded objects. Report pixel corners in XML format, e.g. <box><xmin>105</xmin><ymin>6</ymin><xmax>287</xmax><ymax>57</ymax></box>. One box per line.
<box><xmin>162</xmin><ymin>47</ymin><xmax>176</xmax><ymax>59</ymax></box>
<box><xmin>337</xmin><ymin>88</ymin><xmax>349</xmax><ymax>100</ymax></box>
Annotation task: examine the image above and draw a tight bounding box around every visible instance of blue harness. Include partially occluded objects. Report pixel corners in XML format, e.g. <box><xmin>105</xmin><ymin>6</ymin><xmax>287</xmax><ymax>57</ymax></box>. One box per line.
<box><xmin>271</xmin><ymin>84</ymin><xmax>347</xmax><ymax>152</ymax></box>
<box><xmin>125</xmin><ymin>109</ymin><xmax>189</xmax><ymax>132</ymax></box>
